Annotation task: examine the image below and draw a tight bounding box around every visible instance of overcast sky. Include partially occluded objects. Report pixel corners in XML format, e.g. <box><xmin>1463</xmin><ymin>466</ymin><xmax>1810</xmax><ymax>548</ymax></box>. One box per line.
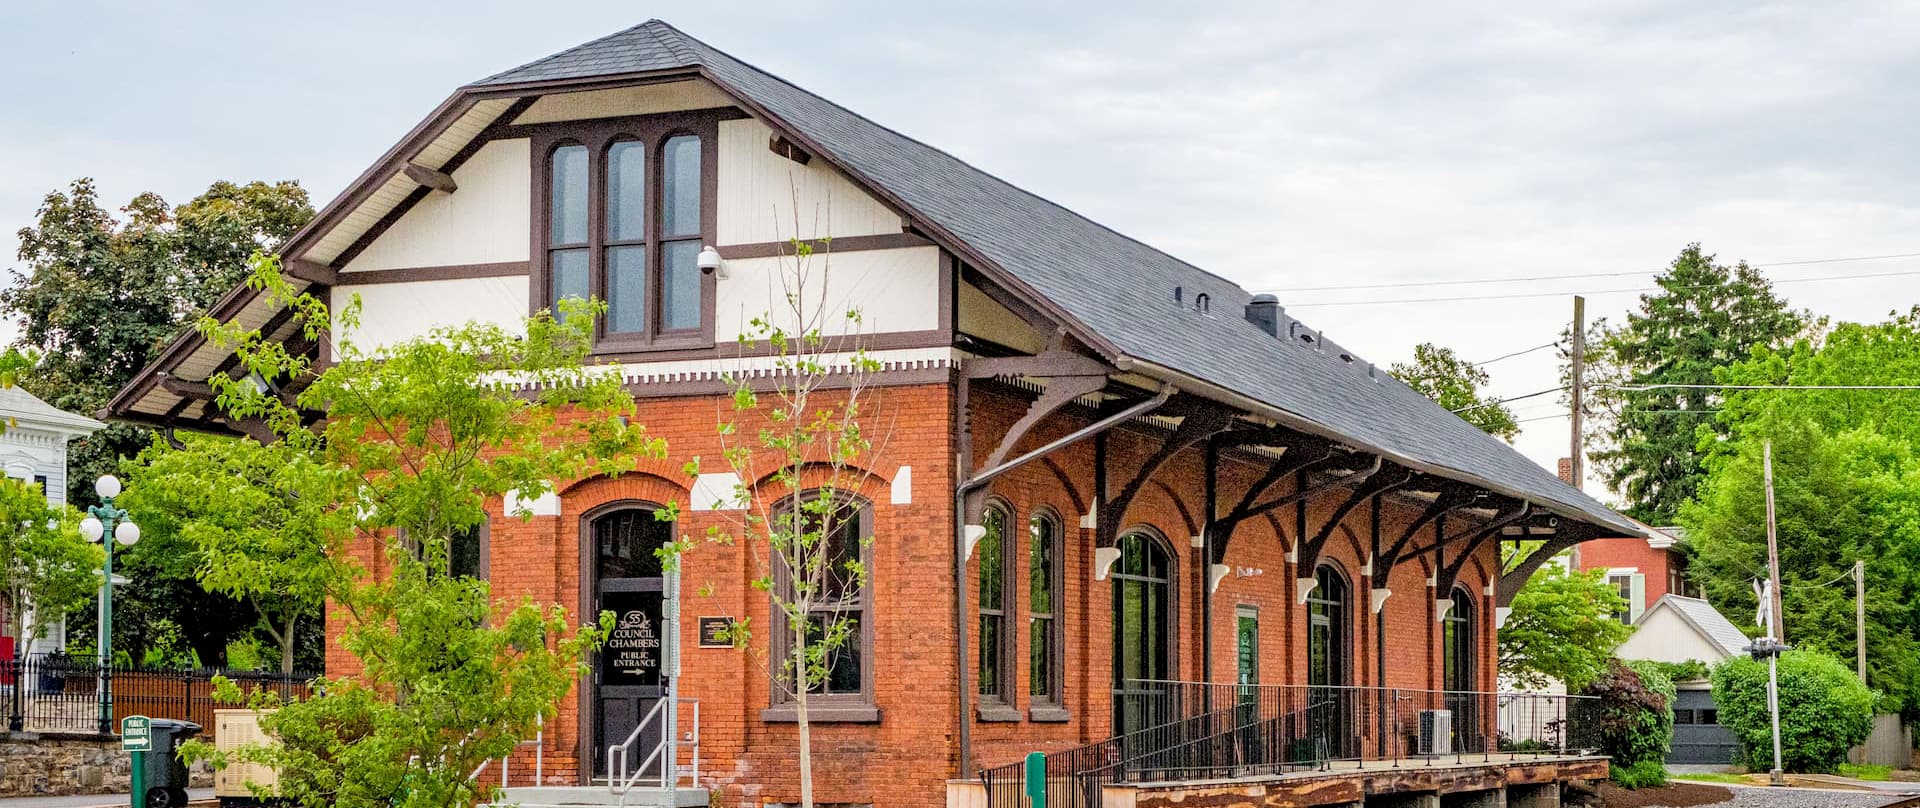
<box><xmin>7</xmin><ymin>1</ymin><xmax>1919</xmax><ymax>503</ymax></box>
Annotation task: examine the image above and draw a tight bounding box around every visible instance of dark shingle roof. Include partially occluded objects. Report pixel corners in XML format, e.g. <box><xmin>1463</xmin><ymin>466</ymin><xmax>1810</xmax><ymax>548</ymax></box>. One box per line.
<box><xmin>471</xmin><ymin>21</ymin><xmax>1644</xmax><ymax>538</ymax></box>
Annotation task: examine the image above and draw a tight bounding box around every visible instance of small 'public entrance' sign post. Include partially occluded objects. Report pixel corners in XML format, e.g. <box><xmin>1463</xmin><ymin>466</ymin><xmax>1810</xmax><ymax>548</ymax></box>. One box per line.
<box><xmin>122</xmin><ymin>715</ymin><xmax>151</xmax><ymax>808</ymax></box>
<box><xmin>1024</xmin><ymin>751</ymin><xmax>1046</xmax><ymax>808</ymax></box>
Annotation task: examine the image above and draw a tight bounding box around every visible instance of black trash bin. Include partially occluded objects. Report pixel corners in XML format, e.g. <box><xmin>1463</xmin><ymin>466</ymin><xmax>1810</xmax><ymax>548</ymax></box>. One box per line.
<box><xmin>142</xmin><ymin>718</ymin><xmax>202</xmax><ymax>808</ymax></box>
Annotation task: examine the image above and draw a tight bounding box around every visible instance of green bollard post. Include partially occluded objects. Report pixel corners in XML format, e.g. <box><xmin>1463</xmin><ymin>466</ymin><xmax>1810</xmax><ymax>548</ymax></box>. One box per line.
<box><xmin>1023</xmin><ymin>751</ymin><xmax>1046</xmax><ymax>808</ymax></box>
<box><xmin>129</xmin><ymin>749</ymin><xmax>144</xmax><ymax>808</ymax></box>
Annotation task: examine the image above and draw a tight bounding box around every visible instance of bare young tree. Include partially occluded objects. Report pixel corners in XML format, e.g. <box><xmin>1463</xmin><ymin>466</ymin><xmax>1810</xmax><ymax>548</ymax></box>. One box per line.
<box><xmin>668</xmin><ymin>194</ymin><xmax>893</xmax><ymax>808</ymax></box>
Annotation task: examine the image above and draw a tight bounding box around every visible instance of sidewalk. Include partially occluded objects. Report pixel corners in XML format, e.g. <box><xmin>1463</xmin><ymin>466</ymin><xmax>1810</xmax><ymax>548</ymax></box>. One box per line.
<box><xmin>0</xmin><ymin>788</ymin><xmax>213</xmax><ymax>808</ymax></box>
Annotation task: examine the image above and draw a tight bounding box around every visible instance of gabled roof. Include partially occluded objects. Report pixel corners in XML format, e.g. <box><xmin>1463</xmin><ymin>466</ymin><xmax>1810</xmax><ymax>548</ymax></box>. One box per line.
<box><xmin>107</xmin><ymin>20</ymin><xmax>1647</xmax><ymax>540</ymax></box>
<box><xmin>0</xmin><ymin>385</ymin><xmax>104</xmax><ymax>436</ymax></box>
<box><xmin>469</xmin><ymin>21</ymin><xmax>1644</xmax><ymax>538</ymax></box>
<box><xmin>1641</xmin><ymin>595</ymin><xmax>1751</xmax><ymax>659</ymax></box>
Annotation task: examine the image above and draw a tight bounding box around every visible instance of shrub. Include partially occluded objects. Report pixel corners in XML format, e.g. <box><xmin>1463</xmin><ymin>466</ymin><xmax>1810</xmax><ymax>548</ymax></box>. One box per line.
<box><xmin>1576</xmin><ymin>659</ymin><xmax>1674</xmax><ymax>787</ymax></box>
<box><xmin>1710</xmin><ymin>649</ymin><xmax>1873</xmax><ymax>773</ymax></box>
<box><xmin>1612</xmin><ymin>759</ymin><xmax>1669</xmax><ymax>789</ymax></box>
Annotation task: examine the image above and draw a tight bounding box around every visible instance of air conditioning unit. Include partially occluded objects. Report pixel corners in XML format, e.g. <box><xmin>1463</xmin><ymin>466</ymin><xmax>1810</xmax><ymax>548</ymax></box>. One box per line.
<box><xmin>1417</xmin><ymin>709</ymin><xmax>1453</xmax><ymax>756</ymax></box>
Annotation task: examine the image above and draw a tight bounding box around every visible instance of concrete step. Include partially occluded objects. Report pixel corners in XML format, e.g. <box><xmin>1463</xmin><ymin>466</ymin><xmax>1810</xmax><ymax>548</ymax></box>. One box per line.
<box><xmin>488</xmin><ymin>785</ymin><xmax>709</xmax><ymax>807</ymax></box>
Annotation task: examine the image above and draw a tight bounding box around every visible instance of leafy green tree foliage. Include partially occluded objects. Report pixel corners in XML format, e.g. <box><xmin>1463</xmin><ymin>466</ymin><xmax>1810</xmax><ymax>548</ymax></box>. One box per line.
<box><xmin>1499</xmin><ymin>564</ymin><xmax>1632</xmax><ymax>690</ymax></box>
<box><xmin>1584</xmin><ymin>244</ymin><xmax>1805</xmax><ymax>522</ymax></box>
<box><xmin>1710</xmin><ymin>649</ymin><xmax>1872</xmax><ymax>773</ymax></box>
<box><xmin>1576</xmin><ymin>659</ymin><xmax>1674</xmax><ymax>788</ymax></box>
<box><xmin>1391</xmin><ymin>342</ymin><xmax>1520</xmax><ymax>441</ymax></box>
<box><xmin>0</xmin><ymin>478</ymin><xmax>100</xmax><ymax>655</ymax></box>
<box><xmin>1681</xmin><ymin>310</ymin><xmax>1920</xmax><ymax>713</ymax></box>
<box><xmin>185</xmin><ymin>259</ymin><xmax>658</xmax><ymax>807</ymax></box>
<box><xmin>120</xmin><ymin>435</ymin><xmax>348</xmax><ymax>672</ymax></box>
<box><xmin>4</xmin><ymin>177</ymin><xmax>312</xmax><ymax>665</ymax></box>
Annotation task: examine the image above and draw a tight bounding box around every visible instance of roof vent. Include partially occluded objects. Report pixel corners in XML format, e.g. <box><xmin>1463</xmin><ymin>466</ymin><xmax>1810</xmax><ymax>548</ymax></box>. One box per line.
<box><xmin>1245</xmin><ymin>294</ymin><xmax>1280</xmax><ymax>336</ymax></box>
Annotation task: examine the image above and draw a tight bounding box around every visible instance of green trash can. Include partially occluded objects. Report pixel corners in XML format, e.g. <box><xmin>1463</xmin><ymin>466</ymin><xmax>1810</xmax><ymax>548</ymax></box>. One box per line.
<box><xmin>142</xmin><ymin>718</ymin><xmax>202</xmax><ymax>808</ymax></box>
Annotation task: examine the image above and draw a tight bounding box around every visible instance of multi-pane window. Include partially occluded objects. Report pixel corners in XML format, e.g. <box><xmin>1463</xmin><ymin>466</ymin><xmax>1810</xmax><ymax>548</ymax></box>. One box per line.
<box><xmin>977</xmin><ymin>504</ymin><xmax>1011</xmax><ymax>702</ymax></box>
<box><xmin>1028</xmin><ymin>512</ymin><xmax>1062</xmax><ymax>706</ymax></box>
<box><xmin>773</xmin><ymin>494</ymin><xmax>873</xmax><ymax>705</ymax></box>
<box><xmin>535</xmin><ymin>113</ymin><xmax>717</xmax><ymax>349</ymax></box>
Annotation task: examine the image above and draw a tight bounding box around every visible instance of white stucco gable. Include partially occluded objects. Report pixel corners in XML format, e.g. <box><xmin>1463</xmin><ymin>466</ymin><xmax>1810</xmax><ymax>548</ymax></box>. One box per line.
<box><xmin>1615</xmin><ymin>594</ymin><xmax>1751</xmax><ymax>668</ymax></box>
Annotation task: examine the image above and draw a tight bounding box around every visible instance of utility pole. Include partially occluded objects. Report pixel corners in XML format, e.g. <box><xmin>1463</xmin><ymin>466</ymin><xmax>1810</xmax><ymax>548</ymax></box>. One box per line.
<box><xmin>1856</xmin><ymin>559</ymin><xmax>1867</xmax><ymax>684</ymax></box>
<box><xmin>1569</xmin><ymin>295</ymin><xmax>1586</xmax><ymax>570</ymax></box>
<box><xmin>1763</xmin><ymin>440</ymin><xmax>1785</xmax><ymax>787</ymax></box>
<box><xmin>1570</xmin><ymin>295</ymin><xmax>1586</xmax><ymax>491</ymax></box>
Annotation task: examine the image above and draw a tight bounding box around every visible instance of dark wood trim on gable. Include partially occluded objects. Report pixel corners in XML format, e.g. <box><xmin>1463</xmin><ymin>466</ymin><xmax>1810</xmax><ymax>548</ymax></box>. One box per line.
<box><xmin>713</xmin><ymin>232</ymin><xmax>930</xmax><ymax>260</ymax></box>
<box><xmin>329</xmin><ymin>96</ymin><xmax>541</xmax><ymax>271</ymax></box>
<box><xmin>335</xmin><ymin>261</ymin><xmax>530</xmax><ymax>286</ymax></box>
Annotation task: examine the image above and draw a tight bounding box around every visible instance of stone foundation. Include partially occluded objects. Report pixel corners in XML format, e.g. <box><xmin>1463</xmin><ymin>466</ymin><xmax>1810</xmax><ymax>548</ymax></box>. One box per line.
<box><xmin>0</xmin><ymin>732</ymin><xmax>213</xmax><ymax>797</ymax></box>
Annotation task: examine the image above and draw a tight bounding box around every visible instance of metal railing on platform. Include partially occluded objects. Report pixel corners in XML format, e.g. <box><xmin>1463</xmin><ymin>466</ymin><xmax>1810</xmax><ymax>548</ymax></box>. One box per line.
<box><xmin>978</xmin><ymin>681</ymin><xmax>1599</xmax><ymax>807</ymax></box>
<box><xmin>0</xmin><ymin>654</ymin><xmax>313</xmax><ymax>736</ymax></box>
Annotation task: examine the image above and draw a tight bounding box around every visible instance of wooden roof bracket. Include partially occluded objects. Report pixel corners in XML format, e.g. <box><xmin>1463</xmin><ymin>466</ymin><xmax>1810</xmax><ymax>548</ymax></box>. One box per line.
<box><xmin>1095</xmin><ymin>404</ymin><xmax>1235</xmax><ymax>548</ymax></box>
<box><xmin>1433</xmin><ymin>501</ymin><xmax>1533</xmax><ymax>596</ymax></box>
<box><xmin>1292</xmin><ymin>462</ymin><xmax>1413</xmax><ymax>577</ymax></box>
<box><xmin>1495</xmin><ymin>522</ymin><xmax>1600</xmax><ymax>606</ymax></box>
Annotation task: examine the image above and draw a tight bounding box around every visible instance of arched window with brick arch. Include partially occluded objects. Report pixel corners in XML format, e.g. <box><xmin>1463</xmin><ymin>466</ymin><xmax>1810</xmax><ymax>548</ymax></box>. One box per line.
<box><xmin>1028</xmin><ymin>507</ymin><xmax>1067</xmax><ymax>719</ymax></box>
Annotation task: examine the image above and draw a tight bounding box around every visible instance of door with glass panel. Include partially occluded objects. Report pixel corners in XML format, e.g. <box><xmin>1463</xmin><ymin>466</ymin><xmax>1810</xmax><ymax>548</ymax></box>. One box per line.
<box><xmin>1305</xmin><ymin>565</ymin><xmax>1353</xmax><ymax>759</ymax></box>
<box><xmin>1111</xmin><ymin>532</ymin><xmax>1174</xmax><ymax>740</ymax></box>
<box><xmin>589</xmin><ymin>507</ymin><xmax>671</xmax><ymax>778</ymax></box>
<box><xmin>1443</xmin><ymin>587</ymin><xmax>1476</xmax><ymax>751</ymax></box>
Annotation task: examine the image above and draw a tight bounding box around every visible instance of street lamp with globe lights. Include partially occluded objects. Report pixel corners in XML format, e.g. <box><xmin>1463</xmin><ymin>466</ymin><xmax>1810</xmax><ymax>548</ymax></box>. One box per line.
<box><xmin>77</xmin><ymin>475</ymin><xmax>137</xmax><ymax>735</ymax></box>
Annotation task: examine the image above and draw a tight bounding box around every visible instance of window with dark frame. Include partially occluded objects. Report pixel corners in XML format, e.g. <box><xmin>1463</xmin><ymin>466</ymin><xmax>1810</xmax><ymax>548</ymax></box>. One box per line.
<box><xmin>533</xmin><ymin>112</ymin><xmax>719</xmax><ymax>352</ymax></box>
<box><xmin>448</xmin><ymin>524</ymin><xmax>487</xmax><ymax>580</ymax></box>
<box><xmin>768</xmin><ymin>493</ymin><xmax>876</xmax><ymax>719</ymax></box>
<box><xmin>1028</xmin><ymin>510</ymin><xmax>1065</xmax><ymax>711</ymax></box>
<box><xmin>977</xmin><ymin>503</ymin><xmax>1012</xmax><ymax>705</ymax></box>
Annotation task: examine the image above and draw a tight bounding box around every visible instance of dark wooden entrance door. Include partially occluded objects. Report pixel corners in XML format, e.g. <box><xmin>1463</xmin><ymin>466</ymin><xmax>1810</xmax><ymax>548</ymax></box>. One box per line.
<box><xmin>590</xmin><ymin>507</ymin><xmax>671</xmax><ymax>778</ymax></box>
<box><xmin>1305</xmin><ymin>565</ymin><xmax>1354</xmax><ymax>759</ymax></box>
<box><xmin>1111</xmin><ymin>532</ymin><xmax>1174</xmax><ymax>739</ymax></box>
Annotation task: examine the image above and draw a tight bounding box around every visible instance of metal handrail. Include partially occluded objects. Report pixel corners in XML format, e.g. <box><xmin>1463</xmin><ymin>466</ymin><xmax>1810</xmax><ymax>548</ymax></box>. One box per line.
<box><xmin>606</xmin><ymin>697</ymin><xmax>700</xmax><ymax>802</ymax></box>
<box><xmin>469</xmin><ymin>715</ymin><xmax>546</xmax><ymax>789</ymax></box>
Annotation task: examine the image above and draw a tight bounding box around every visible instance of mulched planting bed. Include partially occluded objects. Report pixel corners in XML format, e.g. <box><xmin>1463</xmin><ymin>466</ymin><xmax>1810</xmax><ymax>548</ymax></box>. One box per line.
<box><xmin>1578</xmin><ymin>781</ymin><xmax>1735</xmax><ymax>808</ymax></box>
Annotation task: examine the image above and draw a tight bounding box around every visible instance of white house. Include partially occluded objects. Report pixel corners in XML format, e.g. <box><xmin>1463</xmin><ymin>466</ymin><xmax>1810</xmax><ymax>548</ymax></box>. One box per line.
<box><xmin>0</xmin><ymin>385</ymin><xmax>104</xmax><ymax>656</ymax></box>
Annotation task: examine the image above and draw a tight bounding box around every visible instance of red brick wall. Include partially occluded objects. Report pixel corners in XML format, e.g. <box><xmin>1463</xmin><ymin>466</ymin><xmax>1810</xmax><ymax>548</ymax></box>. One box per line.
<box><xmin>324</xmin><ymin>380</ymin><xmax>1508</xmax><ymax>807</ymax></box>
<box><xmin>1578</xmin><ymin>537</ymin><xmax>1676</xmax><ymax>605</ymax></box>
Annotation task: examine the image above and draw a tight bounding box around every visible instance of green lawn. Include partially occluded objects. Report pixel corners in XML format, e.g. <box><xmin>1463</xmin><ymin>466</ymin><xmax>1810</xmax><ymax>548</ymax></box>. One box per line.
<box><xmin>1838</xmin><ymin>763</ymin><xmax>1892</xmax><ymax>781</ymax></box>
<box><xmin>1668</xmin><ymin>771</ymin><xmax>1748</xmax><ymax>784</ymax></box>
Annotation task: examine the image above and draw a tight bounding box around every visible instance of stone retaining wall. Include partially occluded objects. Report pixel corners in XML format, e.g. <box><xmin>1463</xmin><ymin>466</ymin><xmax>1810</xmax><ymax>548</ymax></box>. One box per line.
<box><xmin>0</xmin><ymin>733</ymin><xmax>212</xmax><ymax>797</ymax></box>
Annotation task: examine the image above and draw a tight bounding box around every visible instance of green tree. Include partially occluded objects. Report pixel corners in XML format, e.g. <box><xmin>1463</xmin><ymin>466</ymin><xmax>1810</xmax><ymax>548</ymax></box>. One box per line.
<box><xmin>120</xmin><ymin>435</ymin><xmax>349</xmax><ymax>673</ymax></box>
<box><xmin>0</xmin><ymin>478</ymin><xmax>100</xmax><ymax>656</ymax></box>
<box><xmin>4</xmin><ymin>177</ymin><xmax>313</xmax><ymax>665</ymax></box>
<box><xmin>1711</xmin><ymin>649</ymin><xmax>1873</xmax><ymax>772</ymax></box>
<box><xmin>187</xmin><ymin>258</ymin><xmax>659</xmax><ymax>808</ymax></box>
<box><xmin>1499</xmin><ymin>564</ymin><xmax>1633</xmax><ymax>690</ymax></box>
<box><xmin>1681</xmin><ymin>309</ymin><xmax>1920</xmax><ymax>713</ymax></box>
<box><xmin>664</xmin><ymin>238</ymin><xmax>883</xmax><ymax>808</ymax></box>
<box><xmin>1392</xmin><ymin>342</ymin><xmax>1520</xmax><ymax>441</ymax></box>
<box><xmin>1583</xmin><ymin>243</ymin><xmax>1805</xmax><ymax>522</ymax></box>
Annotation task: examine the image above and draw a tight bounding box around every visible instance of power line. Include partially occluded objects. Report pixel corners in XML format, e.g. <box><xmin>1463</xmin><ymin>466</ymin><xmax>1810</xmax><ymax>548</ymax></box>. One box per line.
<box><xmin>1282</xmin><ymin>267</ymin><xmax>1920</xmax><ymax>308</ymax></box>
<box><xmin>1452</xmin><ymin>386</ymin><xmax>1565</xmax><ymax>414</ymax></box>
<box><xmin>1264</xmin><ymin>250</ymin><xmax>1920</xmax><ymax>294</ymax></box>
<box><xmin>1610</xmin><ymin>383</ymin><xmax>1920</xmax><ymax>391</ymax></box>
<box><xmin>1472</xmin><ymin>341</ymin><xmax>1559</xmax><ymax>367</ymax></box>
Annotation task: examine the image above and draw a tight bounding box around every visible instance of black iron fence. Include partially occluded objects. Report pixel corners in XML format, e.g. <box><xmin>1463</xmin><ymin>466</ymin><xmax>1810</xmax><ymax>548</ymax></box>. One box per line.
<box><xmin>979</xmin><ymin>681</ymin><xmax>1599</xmax><ymax>807</ymax></box>
<box><xmin>0</xmin><ymin>654</ymin><xmax>314</xmax><ymax>736</ymax></box>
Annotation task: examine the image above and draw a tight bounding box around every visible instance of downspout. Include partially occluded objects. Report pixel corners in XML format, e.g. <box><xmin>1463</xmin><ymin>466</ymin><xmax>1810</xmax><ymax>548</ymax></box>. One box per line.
<box><xmin>954</xmin><ymin>382</ymin><xmax>1174</xmax><ymax>777</ymax></box>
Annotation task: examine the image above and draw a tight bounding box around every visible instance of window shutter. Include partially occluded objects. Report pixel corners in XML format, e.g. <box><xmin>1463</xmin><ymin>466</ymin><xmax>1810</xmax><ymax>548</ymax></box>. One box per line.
<box><xmin>1629</xmin><ymin>574</ymin><xmax>1647</xmax><ymax>624</ymax></box>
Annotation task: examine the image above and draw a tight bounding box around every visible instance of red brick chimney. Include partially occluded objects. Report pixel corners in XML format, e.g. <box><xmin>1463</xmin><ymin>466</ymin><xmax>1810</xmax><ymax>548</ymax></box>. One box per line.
<box><xmin>1556</xmin><ymin>457</ymin><xmax>1575</xmax><ymax>486</ymax></box>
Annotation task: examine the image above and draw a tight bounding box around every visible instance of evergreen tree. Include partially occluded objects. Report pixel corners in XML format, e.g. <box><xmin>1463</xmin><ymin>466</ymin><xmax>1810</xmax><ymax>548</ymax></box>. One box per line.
<box><xmin>1585</xmin><ymin>244</ymin><xmax>1804</xmax><ymax>522</ymax></box>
